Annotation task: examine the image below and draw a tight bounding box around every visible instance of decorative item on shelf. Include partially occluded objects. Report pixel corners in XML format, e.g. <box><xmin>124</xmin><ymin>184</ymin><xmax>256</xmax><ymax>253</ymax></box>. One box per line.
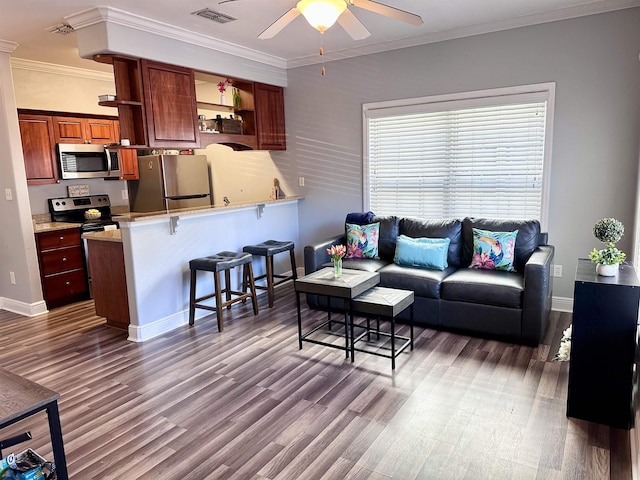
<box><xmin>326</xmin><ymin>244</ymin><xmax>346</xmax><ymax>278</ymax></box>
<box><xmin>233</xmin><ymin>87</ymin><xmax>241</xmax><ymax>109</ymax></box>
<box><xmin>553</xmin><ymin>324</ymin><xmax>572</xmax><ymax>362</ymax></box>
<box><xmin>98</xmin><ymin>94</ymin><xmax>116</xmax><ymax>102</ymax></box>
<box><xmin>588</xmin><ymin>217</ymin><xmax>626</xmax><ymax>276</ymax></box>
<box><xmin>217</xmin><ymin>78</ymin><xmax>233</xmax><ymax>105</ymax></box>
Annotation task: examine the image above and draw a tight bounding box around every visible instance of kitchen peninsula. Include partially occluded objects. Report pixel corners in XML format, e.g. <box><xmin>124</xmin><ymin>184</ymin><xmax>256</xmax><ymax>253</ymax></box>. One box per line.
<box><xmin>102</xmin><ymin>196</ymin><xmax>303</xmax><ymax>341</ymax></box>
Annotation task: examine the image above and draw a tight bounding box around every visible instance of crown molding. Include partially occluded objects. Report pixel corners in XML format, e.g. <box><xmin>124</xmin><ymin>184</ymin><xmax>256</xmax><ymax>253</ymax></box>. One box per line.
<box><xmin>286</xmin><ymin>0</ymin><xmax>640</xmax><ymax>68</ymax></box>
<box><xmin>9</xmin><ymin>58</ymin><xmax>113</xmax><ymax>82</ymax></box>
<box><xmin>65</xmin><ymin>6</ymin><xmax>288</xmax><ymax>70</ymax></box>
<box><xmin>0</xmin><ymin>40</ymin><xmax>19</xmax><ymax>54</ymax></box>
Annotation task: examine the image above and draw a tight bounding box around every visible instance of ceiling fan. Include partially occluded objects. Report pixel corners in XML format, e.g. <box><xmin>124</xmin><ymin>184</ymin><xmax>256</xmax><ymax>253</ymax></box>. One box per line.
<box><xmin>220</xmin><ymin>0</ymin><xmax>423</xmax><ymax>40</ymax></box>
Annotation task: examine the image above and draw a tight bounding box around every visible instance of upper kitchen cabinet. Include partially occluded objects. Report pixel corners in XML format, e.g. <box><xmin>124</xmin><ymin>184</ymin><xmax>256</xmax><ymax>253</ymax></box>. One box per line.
<box><xmin>53</xmin><ymin>116</ymin><xmax>116</xmax><ymax>144</ymax></box>
<box><xmin>254</xmin><ymin>82</ymin><xmax>286</xmax><ymax>151</ymax></box>
<box><xmin>95</xmin><ymin>55</ymin><xmax>200</xmax><ymax>148</ymax></box>
<box><xmin>18</xmin><ymin>113</ymin><xmax>59</xmax><ymax>185</ymax></box>
<box><xmin>140</xmin><ymin>59</ymin><xmax>200</xmax><ymax>148</ymax></box>
<box><xmin>195</xmin><ymin>72</ymin><xmax>286</xmax><ymax>151</ymax></box>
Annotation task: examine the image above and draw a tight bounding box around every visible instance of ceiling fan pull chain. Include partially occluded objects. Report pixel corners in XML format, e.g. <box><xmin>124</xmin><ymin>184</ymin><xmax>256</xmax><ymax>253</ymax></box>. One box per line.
<box><xmin>320</xmin><ymin>35</ymin><xmax>326</xmax><ymax>75</ymax></box>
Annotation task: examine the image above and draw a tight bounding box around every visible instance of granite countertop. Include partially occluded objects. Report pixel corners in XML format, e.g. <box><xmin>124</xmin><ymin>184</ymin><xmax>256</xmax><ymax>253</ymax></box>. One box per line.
<box><xmin>34</xmin><ymin>222</ymin><xmax>82</xmax><ymax>233</ymax></box>
<box><xmin>82</xmin><ymin>230</ymin><xmax>122</xmax><ymax>243</ymax></box>
<box><xmin>114</xmin><ymin>195</ymin><xmax>305</xmax><ymax>223</ymax></box>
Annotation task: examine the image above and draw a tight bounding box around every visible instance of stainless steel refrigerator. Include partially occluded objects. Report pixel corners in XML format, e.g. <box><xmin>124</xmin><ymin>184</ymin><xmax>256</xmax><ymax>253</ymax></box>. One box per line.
<box><xmin>128</xmin><ymin>154</ymin><xmax>211</xmax><ymax>212</ymax></box>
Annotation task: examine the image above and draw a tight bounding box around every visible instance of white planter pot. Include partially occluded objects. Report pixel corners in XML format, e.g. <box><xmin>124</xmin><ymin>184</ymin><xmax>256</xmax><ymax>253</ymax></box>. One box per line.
<box><xmin>596</xmin><ymin>263</ymin><xmax>619</xmax><ymax>276</ymax></box>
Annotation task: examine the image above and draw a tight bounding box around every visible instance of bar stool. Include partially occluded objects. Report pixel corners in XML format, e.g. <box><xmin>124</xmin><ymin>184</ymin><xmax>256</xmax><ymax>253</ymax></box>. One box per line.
<box><xmin>243</xmin><ymin>240</ymin><xmax>297</xmax><ymax>308</ymax></box>
<box><xmin>188</xmin><ymin>251</ymin><xmax>258</xmax><ymax>332</ymax></box>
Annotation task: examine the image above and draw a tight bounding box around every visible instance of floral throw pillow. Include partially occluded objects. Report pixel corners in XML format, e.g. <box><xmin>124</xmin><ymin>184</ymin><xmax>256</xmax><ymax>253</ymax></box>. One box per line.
<box><xmin>346</xmin><ymin>222</ymin><xmax>380</xmax><ymax>258</ymax></box>
<box><xmin>470</xmin><ymin>228</ymin><xmax>518</xmax><ymax>272</ymax></box>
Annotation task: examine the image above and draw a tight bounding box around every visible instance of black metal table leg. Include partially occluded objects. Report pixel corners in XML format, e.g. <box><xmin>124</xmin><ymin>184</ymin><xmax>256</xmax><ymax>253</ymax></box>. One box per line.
<box><xmin>296</xmin><ymin>290</ymin><xmax>303</xmax><ymax>350</ymax></box>
<box><xmin>46</xmin><ymin>401</ymin><xmax>68</xmax><ymax>480</ymax></box>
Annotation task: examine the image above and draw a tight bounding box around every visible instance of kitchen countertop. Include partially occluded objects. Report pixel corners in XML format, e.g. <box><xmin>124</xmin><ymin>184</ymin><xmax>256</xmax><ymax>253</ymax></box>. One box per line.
<box><xmin>82</xmin><ymin>230</ymin><xmax>122</xmax><ymax>243</ymax></box>
<box><xmin>33</xmin><ymin>222</ymin><xmax>82</xmax><ymax>233</ymax></box>
<box><xmin>114</xmin><ymin>196</ymin><xmax>305</xmax><ymax>223</ymax></box>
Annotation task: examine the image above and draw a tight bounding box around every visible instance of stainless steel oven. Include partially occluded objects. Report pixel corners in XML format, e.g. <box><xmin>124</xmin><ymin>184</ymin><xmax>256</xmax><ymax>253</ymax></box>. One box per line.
<box><xmin>58</xmin><ymin>144</ymin><xmax>121</xmax><ymax>179</ymax></box>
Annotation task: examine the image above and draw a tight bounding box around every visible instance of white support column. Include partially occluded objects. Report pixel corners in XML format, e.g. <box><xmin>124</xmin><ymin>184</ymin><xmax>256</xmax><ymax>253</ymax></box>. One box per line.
<box><xmin>0</xmin><ymin>40</ymin><xmax>46</xmax><ymax>315</ymax></box>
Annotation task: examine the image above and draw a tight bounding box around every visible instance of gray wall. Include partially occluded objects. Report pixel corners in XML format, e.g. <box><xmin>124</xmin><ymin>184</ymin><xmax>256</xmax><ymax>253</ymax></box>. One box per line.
<box><xmin>279</xmin><ymin>8</ymin><xmax>640</xmax><ymax>300</ymax></box>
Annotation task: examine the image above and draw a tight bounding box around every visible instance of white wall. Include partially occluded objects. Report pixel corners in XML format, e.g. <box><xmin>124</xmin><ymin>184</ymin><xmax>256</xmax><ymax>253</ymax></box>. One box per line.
<box><xmin>282</xmin><ymin>8</ymin><xmax>640</xmax><ymax>300</ymax></box>
<box><xmin>0</xmin><ymin>45</ymin><xmax>46</xmax><ymax>314</ymax></box>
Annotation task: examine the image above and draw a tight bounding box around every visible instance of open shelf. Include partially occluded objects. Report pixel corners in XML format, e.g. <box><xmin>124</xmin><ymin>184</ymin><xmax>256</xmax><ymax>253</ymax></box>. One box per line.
<box><xmin>99</xmin><ymin>100</ymin><xmax>143</xmax><ymax>108</ymax></box>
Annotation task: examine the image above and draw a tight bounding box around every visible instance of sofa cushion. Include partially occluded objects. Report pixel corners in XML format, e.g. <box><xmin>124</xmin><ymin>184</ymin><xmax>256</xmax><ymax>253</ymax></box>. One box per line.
<box><xmin>346</xmin><ymin>222</ymin><xmax>379</xmax><ymax>258</ymax></box>
<box><xmin>462</xmin><ymin>218</ymin><xmax>541</xmax><ymax>272</ymax></box>
<box><xmin>372</xmin><ymin>215</ymin><xmax>400</xmax><ymax>262</ymax></box>
<box><xmin>399</xmin><ymin>218</ymin><xmax>463</xmax><ymax>268</ymax></box>
<box><xmin>441</xmin><ymin>269</ymin><xmax>524</xmax><ymax>308</ymax></box>
<box><xmin>470</xmin><ymin>228</ymin><xmax>518</xmax><ymax>272</ymax></box>
<box><xmin>378</xmin><ymin>263</ymin><xmax>455</xmax><ymax>299</ymax></box>
<box><xmin>394</xmin><ymin>235</ymin><xmax>450</xmax><ymax>270</ymax></box>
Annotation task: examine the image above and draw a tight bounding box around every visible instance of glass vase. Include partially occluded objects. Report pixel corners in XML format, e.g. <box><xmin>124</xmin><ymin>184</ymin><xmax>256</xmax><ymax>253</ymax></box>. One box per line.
<box><xmin>220</xmin><ymin>92</ymin><xmax>226</xmax><ymax>105</ymax></box>
<box><xmin>333</xmin><ymin>258</ymin><xmax>343</xmax><ymax>278</ymax></box>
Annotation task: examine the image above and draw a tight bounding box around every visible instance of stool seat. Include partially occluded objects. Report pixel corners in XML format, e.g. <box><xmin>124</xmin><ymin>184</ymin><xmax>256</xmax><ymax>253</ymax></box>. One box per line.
<box><xmin>189</xmin><ymin>250</ymin><xmax>258</xmax><ymax>332</ymax></box>
<box><xmin>243</xmin><ymin>240</ymin><xmax>295</xmax><ymax>257</ymax></box>
<box><xmin>243</xmin><ymin>240</ymin><xmax>297</xmax><ymax>308</ymax></box>
<box><xmin>189</xmin><ymin>251</ymin><xmax>252</xmax><ymax>272</ymax></box>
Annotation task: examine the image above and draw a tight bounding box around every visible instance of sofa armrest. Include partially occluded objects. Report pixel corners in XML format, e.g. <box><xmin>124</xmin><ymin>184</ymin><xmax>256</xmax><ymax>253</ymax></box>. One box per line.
<box><xmin>304</xmin><ymin>234</ymin><xmax>346</xmax><ymax>275</ymax></box>
<box><xmin>522</xmin><ymin>245</ymin><xmax>555</xmax><ymax>344</ymax></box>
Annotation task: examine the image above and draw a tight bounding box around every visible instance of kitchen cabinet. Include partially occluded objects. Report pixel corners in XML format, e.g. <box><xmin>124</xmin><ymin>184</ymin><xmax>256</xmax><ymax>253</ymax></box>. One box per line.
<box><xmin>35</xmin><ymin>228</ymin><xmax>89</xmax><ymax>309</ymax></box>
<box><xmin>53</xmin><ymin>116</ymin><xmax>116</xmax><ymax>144</ymax></box>
<box><xmin>18</xmin><ymin>114</ymin><xmax>59</xmax><ymax>185</ymax></box>
<box><xmin>567</xmin><ymin>259</ymin><xmax>640</xmax><ymax>429</ymax></box>
<box><xmin>254</xmin><ymin>82</ymin><xmax>286</xmax><ymax>150</ymax></box>
<box><xmin>196</xmin><ymin>76</ymin><xmax>286</xmax><ymax>151</ymax></box>
<box><xmin>86</xmin><ymin>236</ymin><xmax>130</xmax><ymax>330</ymax></box>
<box><xmin>141</xmin><ymin>59</ymin><xmax>200</xmax><ymax>148</ymax></box>
<box><xmin>118</xmin><ymin>148</ymin><xmax>139</xmax><ymax>180</ymax></box>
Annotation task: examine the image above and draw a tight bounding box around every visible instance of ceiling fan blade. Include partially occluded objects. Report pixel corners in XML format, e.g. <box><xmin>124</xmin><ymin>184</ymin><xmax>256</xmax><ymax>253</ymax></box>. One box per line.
<box><xmin>337</xmin><ymin>9</ymin><xmax>370</xmax><ymax>40</ymax></box>
<box><xmin>258</xmin><ymin>7</ymin><xmax>301</xmax><ymax>39</ymax></box>
<box><xmin>349</xmin><ymin>0</ymin><xmax>423</xmax><ymax>26</ymax></box>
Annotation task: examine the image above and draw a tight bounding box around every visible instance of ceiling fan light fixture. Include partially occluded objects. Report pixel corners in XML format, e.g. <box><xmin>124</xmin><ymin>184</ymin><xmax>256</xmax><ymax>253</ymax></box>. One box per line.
<box><xmin>297</xmin><ymin>0</ymin><xmax>347</xmax><ymax>33</ymax></box>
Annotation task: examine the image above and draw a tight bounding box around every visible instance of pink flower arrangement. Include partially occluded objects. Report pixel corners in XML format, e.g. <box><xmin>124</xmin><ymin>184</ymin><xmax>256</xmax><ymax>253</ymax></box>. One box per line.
<box><xmin>326</xmin><ymin>244</ymin><xmax>346</xmax><ymax>262</ymax></box>
<box><xmin>217</xmin><ymin>78</ymin><xmax>233</xmax><ymax>93</ymax></box>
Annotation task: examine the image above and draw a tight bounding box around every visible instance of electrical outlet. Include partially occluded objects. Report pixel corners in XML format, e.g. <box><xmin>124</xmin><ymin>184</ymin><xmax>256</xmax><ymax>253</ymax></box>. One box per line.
<box><xmin>552</xmin><ymin>264</ymin><xmax>562</xmax><ymax>277</ymax></box>
<box><xmin>5</xmin><ymin>188</ymin><xmax>12</xmax><ymax>201</ymax></box>
<box><xmin>9</xmin><ymin>271</ymin><xmax>16</xmax><ymax>285</ymax></box>
<box><xmin>122</xmin><ymin>189</ymin><xmax>128</xmax><ymax>200</ymax></box>
<box><xmin>298</xmin><ymin>176</ymin><xmax>305</xmax><ymax>187</ymax></box>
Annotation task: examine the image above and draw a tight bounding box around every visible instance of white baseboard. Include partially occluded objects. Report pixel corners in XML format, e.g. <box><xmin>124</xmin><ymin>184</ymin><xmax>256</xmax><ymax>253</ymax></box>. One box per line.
<box><xmin>0</xmin><ymin>297</ymin><xmax>48</xmax><ymax>317</ymax></box>
<box><xmin>551</xmin><ymin>296</ymin><xmax>573</xmax><ymax>312</ymax></box>
<box><xmin>128</xmin><ymin>310</ymin><xmax>189</xmax><ymax>342</ymax></box>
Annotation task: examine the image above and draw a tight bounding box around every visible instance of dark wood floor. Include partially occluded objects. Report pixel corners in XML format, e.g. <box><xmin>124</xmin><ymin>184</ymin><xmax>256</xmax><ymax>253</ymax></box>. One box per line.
<box><xmin>0</xmin><ymin>285</ymin><xmax>632</xmax><ymax>479</ymax></box>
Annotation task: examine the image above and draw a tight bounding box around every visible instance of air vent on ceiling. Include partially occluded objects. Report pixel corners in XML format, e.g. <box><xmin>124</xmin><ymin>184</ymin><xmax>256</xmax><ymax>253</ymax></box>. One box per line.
<box><xmin>192</xmin><ymin>8</ymin><xmax>237</xmax><ymax>24</ymax></box>
<box><xmin>46</xmin><ymin>23</ymin><xmax>76</xmax><ymax>35</ymax></box>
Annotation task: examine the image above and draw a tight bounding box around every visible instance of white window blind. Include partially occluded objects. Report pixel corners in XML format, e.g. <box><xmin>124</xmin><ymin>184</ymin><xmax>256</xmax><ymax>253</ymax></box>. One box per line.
<box><xmin>364</xmin><ymin>85</ymin><xmax>554</xmax><ymax>225</ymax></box>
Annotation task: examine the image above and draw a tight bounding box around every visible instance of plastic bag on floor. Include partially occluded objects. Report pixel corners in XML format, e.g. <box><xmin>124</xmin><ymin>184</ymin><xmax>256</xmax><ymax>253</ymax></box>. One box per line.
<box><xmin>0</xmin><ymin>449</ymin><xmax>55</xmax><ymax>480</ymax></box>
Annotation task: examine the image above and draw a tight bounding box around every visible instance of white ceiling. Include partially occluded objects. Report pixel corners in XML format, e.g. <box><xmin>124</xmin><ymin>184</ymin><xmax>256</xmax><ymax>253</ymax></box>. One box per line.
<box><xmin>3</xmin><ymin>0</ymin><xmax>640</xmax><ymax>72</ymax></box>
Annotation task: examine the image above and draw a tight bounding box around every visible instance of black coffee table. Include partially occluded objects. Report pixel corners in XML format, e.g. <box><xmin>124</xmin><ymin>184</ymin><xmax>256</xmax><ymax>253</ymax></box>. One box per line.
<box><xmin>351</xmin><ymin>286</ymin><xmax>414</xmax><ymax>369</ymax></box>
<box><xmin>294</xmin><ymin>268</ymin><xmax>380</xmax><ymax>360</ymax></box>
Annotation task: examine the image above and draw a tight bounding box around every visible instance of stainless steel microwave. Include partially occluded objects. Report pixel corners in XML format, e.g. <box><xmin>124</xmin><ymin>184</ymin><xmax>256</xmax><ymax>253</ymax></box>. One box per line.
<box><xmin>57</xmin><ymin>144</ymin><xmax>121</xmax><ymax>179</ymax></box>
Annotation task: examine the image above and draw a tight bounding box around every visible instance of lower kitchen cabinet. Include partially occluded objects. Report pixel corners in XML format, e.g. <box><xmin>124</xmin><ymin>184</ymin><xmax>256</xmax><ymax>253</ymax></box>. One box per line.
<box><xmin>86</xmin><ymin>236</ymin><xmax>130</xmax><ymax>330</ymax></box>
<box><xmin>35</xmin><ymin>228</ymin><xmax>89</xmax><ymax>309</ymax></box>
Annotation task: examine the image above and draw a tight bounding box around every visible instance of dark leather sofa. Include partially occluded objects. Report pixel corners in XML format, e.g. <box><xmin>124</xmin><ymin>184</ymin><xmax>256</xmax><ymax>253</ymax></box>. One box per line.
<box><xmin>304</xmin><ymin>216</ymin><xmax>554</xmax><ymax>345</ymax></box>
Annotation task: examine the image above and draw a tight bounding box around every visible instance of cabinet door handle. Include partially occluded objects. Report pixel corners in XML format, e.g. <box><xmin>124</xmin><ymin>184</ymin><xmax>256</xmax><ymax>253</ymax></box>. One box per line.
<box><xmin>65</xmin><ymin>281</ymin><xmax>71</xmax><ymax>286</ymax></box>
<box><xmin>62</xmin><ymin>257</ymin><xmax>67</xmax><ymax>262</ymax></box>
<box><xmin>59</xmin><ymin>236</ymin><xmax>64</xmax><ymax>241</ymax></box>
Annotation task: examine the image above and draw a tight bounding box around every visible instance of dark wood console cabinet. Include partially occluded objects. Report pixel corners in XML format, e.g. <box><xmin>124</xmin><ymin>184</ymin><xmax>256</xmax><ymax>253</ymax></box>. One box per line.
<box><xmin>567</xmin><ymin>258</ymin><xmax>640</xmax><ymax>429</ymax></box>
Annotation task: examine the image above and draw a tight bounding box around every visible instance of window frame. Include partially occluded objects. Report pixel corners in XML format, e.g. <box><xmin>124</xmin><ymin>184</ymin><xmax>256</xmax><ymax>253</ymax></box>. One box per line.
<box><xmin>362</xmin><ymin>82</ymin><xmax>556</xmax><ymax>230</ymax></box>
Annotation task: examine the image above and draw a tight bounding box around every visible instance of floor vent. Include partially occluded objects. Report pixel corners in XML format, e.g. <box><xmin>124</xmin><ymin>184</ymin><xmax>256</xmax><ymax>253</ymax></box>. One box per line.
<box><xmin>191</xmin><ymin>8</ymin><xmax>237</xmax><ymax>24</ymax></box>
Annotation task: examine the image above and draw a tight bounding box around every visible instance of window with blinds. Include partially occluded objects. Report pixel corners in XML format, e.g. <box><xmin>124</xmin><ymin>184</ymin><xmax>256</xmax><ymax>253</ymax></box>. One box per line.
<box><xmin>363</xmin><ymin>84</ymin><xmax>555</xmax><ymax>227</ymax></box>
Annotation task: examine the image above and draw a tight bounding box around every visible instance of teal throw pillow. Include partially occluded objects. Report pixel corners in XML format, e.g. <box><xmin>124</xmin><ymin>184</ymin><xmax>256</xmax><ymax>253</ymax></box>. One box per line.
<box><xmin>346</xmin><ymin>222</ymin><xmax>380</xmax><ymax>258</ymax></box>
<box><xmin>470</xmin><ymin>228</ymin><xmax>518</xmax><ymax>272</ymax></box>
<box><xmin>393</xmin><ymin>235</ymin><xmax>450</xmax><ymax>270</ymax></box>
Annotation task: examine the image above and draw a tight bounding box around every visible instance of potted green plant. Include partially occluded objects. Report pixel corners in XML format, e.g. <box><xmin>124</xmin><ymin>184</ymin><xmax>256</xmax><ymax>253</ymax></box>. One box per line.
<box><xmin>588</xmin><ymin>217</ymin><xmax>626</xmax><ymax>276</ymax></box>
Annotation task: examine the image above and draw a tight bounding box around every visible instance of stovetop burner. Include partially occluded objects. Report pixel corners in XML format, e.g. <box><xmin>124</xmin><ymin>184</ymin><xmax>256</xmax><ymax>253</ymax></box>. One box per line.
<box><xmin>48</xmin><ymin>195</ymin><xmax>118</xmax><ymax>231</ymax></box>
